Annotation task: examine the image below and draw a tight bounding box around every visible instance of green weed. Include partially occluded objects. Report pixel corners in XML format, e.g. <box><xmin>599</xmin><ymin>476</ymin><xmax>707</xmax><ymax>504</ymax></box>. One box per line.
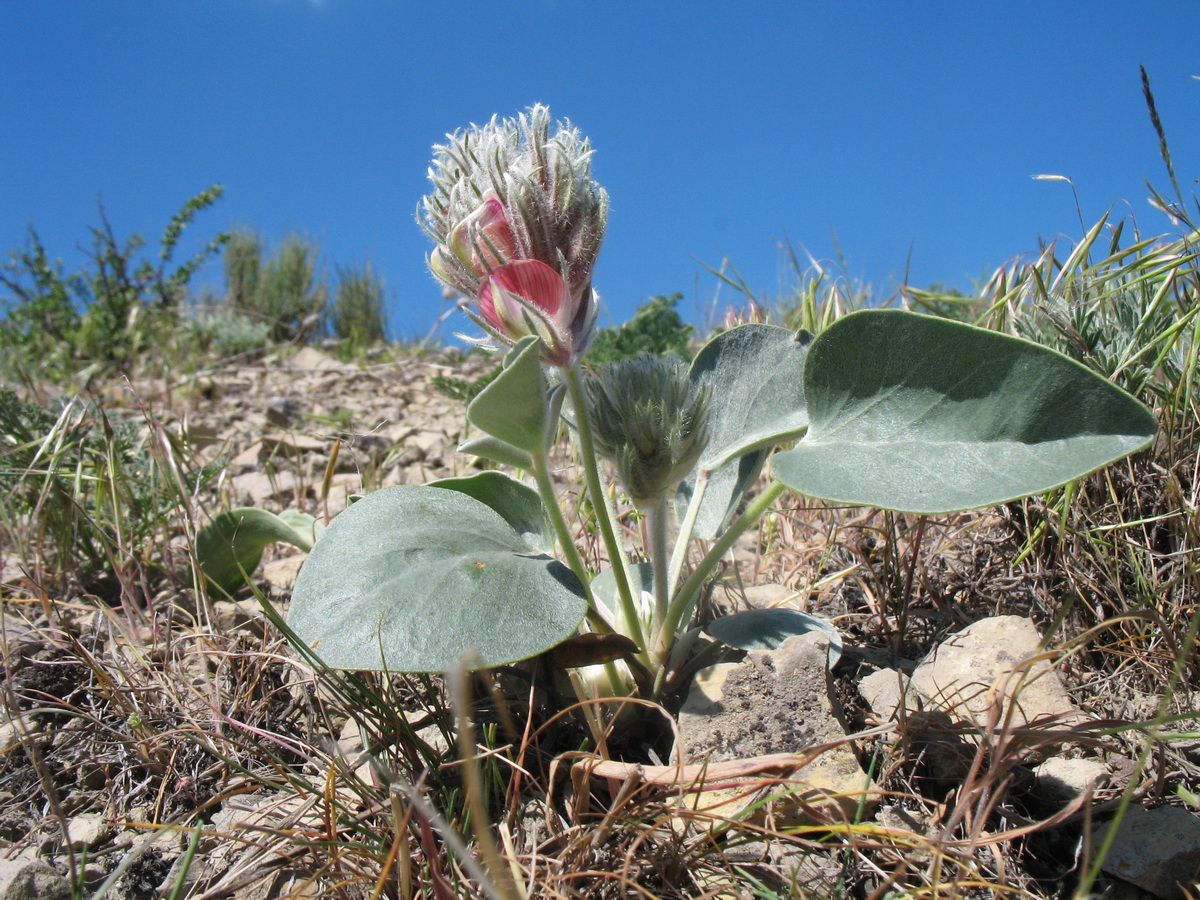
<box><xmin>331</xmin><ymin>261</ymin><xmax>389</xmax><ymax>350</ymax></box>
<box><xmin>586</xmin><ymin>293</ymin><xmax>694</xmax><ymax>365</ymax></box>
<box><xmin>0</xmin><ymin>186</ymin><xmax>228</xmax><ymax>382</ymax></box>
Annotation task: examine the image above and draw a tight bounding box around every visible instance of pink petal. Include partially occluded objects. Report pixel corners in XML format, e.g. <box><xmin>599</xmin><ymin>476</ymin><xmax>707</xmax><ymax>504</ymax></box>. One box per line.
<box><xmin>477</xmin><ymin>196</ymin><xmax>509</xmax><ymax>232</ymax></box>
<box><xmin>481</xmin><ymin>260</ymin><xmax>570</xmax><ymax>321</ymax></box>
<box><xmin>477</xmin><ymin>274</ymin><xmax>502</xmax><ymax>331</ymax></box>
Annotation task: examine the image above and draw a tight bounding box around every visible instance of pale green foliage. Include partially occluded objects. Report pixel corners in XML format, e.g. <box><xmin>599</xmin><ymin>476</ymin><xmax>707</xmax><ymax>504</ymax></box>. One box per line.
<box><xmin>291</xmin><ymin>311</ymin><xmax>1155</xmax><ymax>679</ymax></box>
<box><xmin>690</xmin><ymin>325</ymin><xmax>812</xmax><ymax>471</ymax></box>
<box><xmin>288</xmin><ymin>484</ymin><xmax>587</xmax><ymax>672</ymax></box>
<box><xmin>466</xmin><ymin>336</ymin><xmax>551</xmax><ymax>456</ymax></box>
<box><xmin>774</xmin><ymin>310</ymin><xmax>1157</xmax><ymax>514</ymax></box>
<box><xmin>182</xmin><ymin>306</ymin><xmax>273</xmax><ymax>359</ymax></box>
<box><xmin>197</xmin><ymin>507</ymin><xmax>321</xmax><ymax>595</ymax></box>
<box><xmin>225</xmin><ymin>230</ymin><xmax>327</xmax><ymax>341</ymax></box>
<box><xmin>331</xmin><ymin>262</ymin><xmax>388</xmax><ymax>347</ymax></box>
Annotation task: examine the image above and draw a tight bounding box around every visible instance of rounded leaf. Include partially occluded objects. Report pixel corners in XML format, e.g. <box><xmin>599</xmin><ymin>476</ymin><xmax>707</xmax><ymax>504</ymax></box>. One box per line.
<box><xmin>773</xmin><ymin>309</ymin><xmax>1157</xmax><ymax>513</ymax></box>
<box><xmin>197</xmin><ymin>507</ymin><xmax>319</xmax><ymax>594</ymax></box>
<box><xmin>690</xmin><ymin>325</ymin><xmax>813</xmax><ymax>471</ymax></box>
<box><xmin>706</xmin><ymin>608</ymin><xmax>843</xmax><ymax>667</ymax></box>
<box><xmin>289</xmin><ymin>485</ymin><xmax>587</xmax><ymax>671</ymax></box>
<box><xmin>428</xmin><ymin>471</ymin><xmax>551</xmax><ymax>554</ymax></box>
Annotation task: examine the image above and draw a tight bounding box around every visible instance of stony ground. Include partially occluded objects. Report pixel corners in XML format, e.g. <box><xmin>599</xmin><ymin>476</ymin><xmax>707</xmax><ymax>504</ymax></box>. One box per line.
<box><xmin>191</xmin><ymin>345</ymin><xmax>497</xmax><ymax>510</ymax></box>
<box><xmin>2</xmin><ymin>345</ymin><xmax>1198</xmax><ymax>899</ymax></box>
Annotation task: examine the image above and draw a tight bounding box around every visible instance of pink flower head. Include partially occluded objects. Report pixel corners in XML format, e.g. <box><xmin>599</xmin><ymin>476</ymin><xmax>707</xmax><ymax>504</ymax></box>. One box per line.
<box><xmin>420</xmin><ymin>106</ymin><xmax>608</xmax><ymax>353</ymax></box>
<box><xmin>478</xmin><ymin>260</ymin><xmax>598</xmax><ymax>366</ymax></box>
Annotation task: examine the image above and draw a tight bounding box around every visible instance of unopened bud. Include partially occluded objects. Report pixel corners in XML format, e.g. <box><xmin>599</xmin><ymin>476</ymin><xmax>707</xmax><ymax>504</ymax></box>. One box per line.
<box><xmin>585</xmin><ymin>353</ymin><xmax>711</xmax><ymax>507</ymax></box>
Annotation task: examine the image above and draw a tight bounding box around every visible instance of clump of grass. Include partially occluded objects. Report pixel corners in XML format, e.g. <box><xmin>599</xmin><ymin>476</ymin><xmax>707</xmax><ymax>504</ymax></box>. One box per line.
<box><xmin>701</xmin><ymin>244</ymin><xmax>875</xmax><ymax>338</ymax></box>
<box><xmin>225</xmin><ymin>230</ymin><xmax>328</xmax><ymax>343</ymax></box>
<box><xmin>331</xmin><ymin>261</ymin><xmax>389</xmax><ymax>351</ymax></box>
<box><xmin>0</xmin><ymin>386</ymin><xmax>222</xmax><ymax>595</ymax></box>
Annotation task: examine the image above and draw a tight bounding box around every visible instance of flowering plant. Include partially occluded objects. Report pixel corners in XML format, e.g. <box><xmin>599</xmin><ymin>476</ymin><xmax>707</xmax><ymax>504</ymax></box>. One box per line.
<box><xmin>285</xmin><ymin>106</ymin><xmax>1155</xmax><ymax>700</ymax></box>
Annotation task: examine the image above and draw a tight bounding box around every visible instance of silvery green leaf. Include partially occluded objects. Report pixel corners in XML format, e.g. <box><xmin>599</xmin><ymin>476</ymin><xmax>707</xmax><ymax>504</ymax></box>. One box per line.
<box><xmin>689</xmin><ymin>325</ymin><xmax>813</xmax><ymax>471</ymax></box>
<box><xmin>429</xmin><ymin>471</ymin><xmax>552</xmax><ymax>554</ymax></box>
<box><xmin>706</xmin><ymin>608</ymin><xmax>843</xmax><ymax>668</ymax></box>
<box><xmin>289</xmin><ymin>485</ymin><xmax>586</xmax><ymax>672</ymax></box>
<box><xmin>773</xmin><ymin>309</ymin><xmax>1156</xmax><ymax>514</ymax></box>
<box><xmin>197</xmin><ymin>507</ymin><xmax>320</xmax><ymax>594</ymax></box>
<box><xmin>457</xmin><ymin>435</ymin><xmax>534</xmax><ymax>470</ymax></box>
<box><xmin>466</xmin><ymin>335</ymin><xmax>548</xmax><ymax>454</ymax></box>
<box><xmin>674</xmin><ymin>448</ymin><xmax>768</xmax><ymax>540</ymax></box>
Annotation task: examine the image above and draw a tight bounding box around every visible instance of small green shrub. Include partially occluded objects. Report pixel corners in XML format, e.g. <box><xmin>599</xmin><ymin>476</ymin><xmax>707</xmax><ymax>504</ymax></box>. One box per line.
<box><xmin>183</xmin><ymin>307</ymin><xmax>273</xmax><ymax>359</ymax></box>
<box><xmin>586</xmin><ymin>293</ymin><xmax>693</xmax><ymax>366</ymax></box>
<box><xmin>331</xmin><ymin>262</ymin><xmax>388</xmax><ymax>348</ymax></box>
<box><xmin>225</xmin><ymin>231</ymin><xmax>326</xmax><ymax>342</ymax></box>
<box><xmin>0</xmin><ymin>229</ymin><xmax>83</xmax><ymax>380</ymax></box>
<box><xmin>0</xmin><ymin>187</ymin><xmax>228</xmax><ymax>380</ymax></box>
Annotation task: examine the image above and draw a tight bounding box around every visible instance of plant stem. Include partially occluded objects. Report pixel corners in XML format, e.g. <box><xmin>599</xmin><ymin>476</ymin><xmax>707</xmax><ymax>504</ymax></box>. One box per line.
<box><xmin>564</xmin><ymin>362</ymin><xmax>644</xmax><ymax>648</ymax></box>
<box><xmin>660</xmin><ymin>479</ymin><xmax>787</xmax><ymax>656</ymax></box>
<box><xmin>667</xmin><ymin>468</ymin><xmax>708</xmax><ymax>598</ymax></box>
<box><xmin>531</xmin><ymin>451</ymin><xmax>609</xmax><ymax>630</ymax></box>
<box><xmin>644</xmin><ymin>496</ymin><xmax>671</xmax><ymax>663</ymax></box>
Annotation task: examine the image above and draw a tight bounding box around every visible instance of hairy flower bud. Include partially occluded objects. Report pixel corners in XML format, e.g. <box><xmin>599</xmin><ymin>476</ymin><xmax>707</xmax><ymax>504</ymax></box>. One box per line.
<box><xmin>585</xmin><ymin>354</ymin><xmax>711</xmax><ymax>508</ymax></box>
<box><xmin>419</xmin><ymin>104</ymin><xmax>608</xmax><ymax>365</ymax></box>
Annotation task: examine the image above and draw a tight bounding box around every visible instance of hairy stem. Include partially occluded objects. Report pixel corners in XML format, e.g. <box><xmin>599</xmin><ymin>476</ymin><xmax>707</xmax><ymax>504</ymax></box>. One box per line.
<box><xmin>644</xmin><ymin>496</ymin><xmax>672</xmax><ymax>664</ymax></box>
<box><xmin>661</xmin><ymin>479</ymin><xmax>787</xmax><ymax>656</ymax></box>
<box><xmin>564</xmin><ymin>362</ymin><xmax>644</xmax><ymax>649</ymax></box>
<box><xmin>531</xmin><ymin>451</ymin><xmax>609</xmax><ymax>630</ymax></box>
<box><xmin>667</xmin><ymin>468</ymin><xmax>709</xmax><ymax>599</ymax></box>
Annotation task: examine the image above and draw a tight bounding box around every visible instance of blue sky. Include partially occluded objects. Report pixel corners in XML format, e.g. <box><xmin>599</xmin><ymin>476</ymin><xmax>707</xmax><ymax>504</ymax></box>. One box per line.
<box><xmin>3</xmin><ymin>2</ymin><xmax>1197</xmax><ymax>341</ymax></box>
